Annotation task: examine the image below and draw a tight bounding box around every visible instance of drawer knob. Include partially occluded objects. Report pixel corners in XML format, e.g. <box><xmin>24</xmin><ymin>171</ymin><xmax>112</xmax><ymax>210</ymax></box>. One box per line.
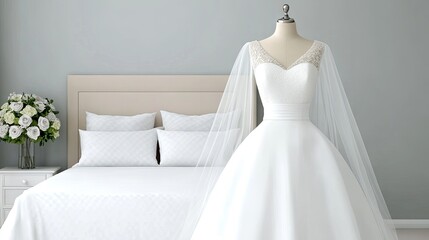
<box><xmin>22</xmin><ymin>179</ymin><xmax>28</xmax><ymax>185</ymax></box>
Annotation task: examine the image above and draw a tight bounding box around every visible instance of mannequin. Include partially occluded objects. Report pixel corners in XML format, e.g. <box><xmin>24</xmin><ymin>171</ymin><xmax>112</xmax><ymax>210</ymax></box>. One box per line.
<box><xmin>259</xmin><ymin>5</ymin><xmax>314</xmax><ymax>68</ymax></box>
<box><xmin>189</xmin><ymin>4</ymin><xmax>398</xmax><ymax>240</ymax></box>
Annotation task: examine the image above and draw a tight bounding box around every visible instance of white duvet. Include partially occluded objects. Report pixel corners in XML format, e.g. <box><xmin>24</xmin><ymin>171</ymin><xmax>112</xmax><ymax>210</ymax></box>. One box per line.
<box><xmin>0</xmin><ymin>167</ymin><xmax>221</xmax><ymax>240</ymax></box>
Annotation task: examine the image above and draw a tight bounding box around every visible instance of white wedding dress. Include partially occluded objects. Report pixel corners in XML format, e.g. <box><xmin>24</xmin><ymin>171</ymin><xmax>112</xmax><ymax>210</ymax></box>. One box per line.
<box><xmin>191</xmin><ymin>41</ymin><xmax>395</xmax><ymax>240</ymax></box>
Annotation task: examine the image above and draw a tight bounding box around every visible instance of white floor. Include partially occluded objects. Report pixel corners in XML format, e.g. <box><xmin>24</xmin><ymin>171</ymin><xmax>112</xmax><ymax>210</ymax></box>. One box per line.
<box><xmin>397</xmin><ymin>229</ymin><xmax>429</xmax><ymax>240</ymax></box>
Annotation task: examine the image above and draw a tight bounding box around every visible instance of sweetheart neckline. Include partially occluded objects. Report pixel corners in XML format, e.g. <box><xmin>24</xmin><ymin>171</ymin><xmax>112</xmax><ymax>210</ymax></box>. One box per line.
<box><xmin>255</xmin><ymin>40</ymin><xmax>317</xmax><ymax>71</ymax></box>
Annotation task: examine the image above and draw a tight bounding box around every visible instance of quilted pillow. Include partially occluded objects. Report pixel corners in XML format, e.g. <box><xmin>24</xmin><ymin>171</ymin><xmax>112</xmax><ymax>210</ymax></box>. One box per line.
<box><xmin>86</xmin><ymin>112</ymin><xmax>156</xmax><ymax>131</ymax></box>
<box><xmin>78</xmin><ymin>129</ymin><xmax>158</xmax><ymax>167</ymax></box>
<box><xmin>157</xmin><ymin>129</ymin><xmax>239</xmax><ymax>167</ymax></box>
<box><xmin>160</xmin><ymin>111</ymin><xmax>215</xmax><ymax>131</ymax></box>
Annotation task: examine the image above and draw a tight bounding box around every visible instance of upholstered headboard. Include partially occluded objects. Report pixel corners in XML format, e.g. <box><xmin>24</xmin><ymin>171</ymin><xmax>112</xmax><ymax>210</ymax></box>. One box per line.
<box><xmin>67</xmin><ymin>75</ymin><xmax>256</xmax><ymax>168</ymax></box>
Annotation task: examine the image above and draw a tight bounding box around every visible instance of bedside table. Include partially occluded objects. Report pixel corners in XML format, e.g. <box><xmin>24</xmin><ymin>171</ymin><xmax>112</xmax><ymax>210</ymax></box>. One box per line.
<box><xmin>0</xmin><ymin>167</ymin><xmax>60</xmax><ymax>225</ymax></box>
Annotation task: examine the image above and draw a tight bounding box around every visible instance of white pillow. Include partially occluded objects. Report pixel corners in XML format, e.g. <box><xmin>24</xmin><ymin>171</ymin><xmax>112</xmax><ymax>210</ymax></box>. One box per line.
<box><xmin>157</xmin><ymin>129</ymin><xmax>239</xmax><ymax>167</ymax></box>
<box><xmin>160</xmin><ymin>111</ymin><xmax>215</xmax><ymax>131</ymax></box>
<box><xmin>86</xmin><ymin>112</ymin><xmax>156</xmax><ymax>131</ymax></box>
<box><xmin>78</xmin><ymin>129</ymin><xmax>158</xmax><ymax>167</ymax></box>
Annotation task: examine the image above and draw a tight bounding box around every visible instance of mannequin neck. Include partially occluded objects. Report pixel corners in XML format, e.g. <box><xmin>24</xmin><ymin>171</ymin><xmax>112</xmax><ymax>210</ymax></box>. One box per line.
<box><xmin>271</xmin><ymin>22</ymin><xmax>301</xmax><ymax>41</ymax></box>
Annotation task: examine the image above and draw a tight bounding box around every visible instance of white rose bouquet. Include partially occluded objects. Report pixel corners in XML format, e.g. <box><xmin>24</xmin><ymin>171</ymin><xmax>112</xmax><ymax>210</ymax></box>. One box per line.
<box><xmin>0</xmin><ymin>93</ymin><xmax>60</xmax><ymax>145</ymax></box>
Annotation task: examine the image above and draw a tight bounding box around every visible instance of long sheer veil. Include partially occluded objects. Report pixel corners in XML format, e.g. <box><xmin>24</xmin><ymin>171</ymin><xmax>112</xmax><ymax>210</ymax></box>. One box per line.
<box><xmin>310</xmin><ymin>44</ymin><xmax>398</xmax><ymax>240</ymax></box>
<box><xmin>178</xmin><ymin>42</ymin><xmax>256</xmax><ymax>239</ymax></box>
<box><xmin>178</xmin><ymin>42</ymin><xmax>398</xmax><ymax>240</ymax></box>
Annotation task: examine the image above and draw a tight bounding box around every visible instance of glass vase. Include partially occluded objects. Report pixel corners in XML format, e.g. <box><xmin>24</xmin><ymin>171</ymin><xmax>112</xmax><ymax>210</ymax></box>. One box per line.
<box><xmin>19</xmin><ymin>139</ymin><xmax>35</xmax><ymax>169</ymax></box>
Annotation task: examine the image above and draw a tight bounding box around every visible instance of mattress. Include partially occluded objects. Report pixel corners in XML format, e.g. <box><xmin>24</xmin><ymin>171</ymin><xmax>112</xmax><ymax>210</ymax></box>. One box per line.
<box><xmin>0</xmin><ymin>166</ymin><xmax>222</xmax><ymax>240</ymax></box>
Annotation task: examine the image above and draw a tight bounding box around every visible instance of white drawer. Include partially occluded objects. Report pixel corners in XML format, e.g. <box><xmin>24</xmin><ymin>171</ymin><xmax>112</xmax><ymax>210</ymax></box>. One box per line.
<box><xmin>3</xmin><ymin>189</ymin><xmax>26</xmax><ymax>206</ymax></box>
<box><xmin>4</xmin><ymin>174</ymin><xmax>46</xmax><ymax>187</ymax></box>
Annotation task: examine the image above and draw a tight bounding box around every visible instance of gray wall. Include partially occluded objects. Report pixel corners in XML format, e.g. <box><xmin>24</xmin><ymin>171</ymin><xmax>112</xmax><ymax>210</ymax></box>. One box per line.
<box><xmin>0</xmin><ymin>0</ymin><xmax>428</xmax><ymax>219</ymax></box>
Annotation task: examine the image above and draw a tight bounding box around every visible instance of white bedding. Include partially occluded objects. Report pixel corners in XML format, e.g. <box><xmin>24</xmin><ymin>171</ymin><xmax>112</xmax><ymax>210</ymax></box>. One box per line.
<box><xmin>0</xmin><ymin>167</ymin><xmax>222</xmax><ymax>240</ymax></box>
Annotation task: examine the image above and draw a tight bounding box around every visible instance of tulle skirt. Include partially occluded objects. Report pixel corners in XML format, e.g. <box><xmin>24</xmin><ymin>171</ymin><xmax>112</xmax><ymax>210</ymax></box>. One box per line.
<box><xmin>192</xmin><ymin>119</ymin><xmax>385</xmax><ymax>240</ymax></box>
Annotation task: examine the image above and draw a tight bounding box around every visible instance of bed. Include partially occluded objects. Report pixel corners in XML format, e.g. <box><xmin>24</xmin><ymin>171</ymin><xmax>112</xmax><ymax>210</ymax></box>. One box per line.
<box><xmin>0</xmin><ymin>75</ymin><xmax>256</xmax><ymax>240</ymax></box>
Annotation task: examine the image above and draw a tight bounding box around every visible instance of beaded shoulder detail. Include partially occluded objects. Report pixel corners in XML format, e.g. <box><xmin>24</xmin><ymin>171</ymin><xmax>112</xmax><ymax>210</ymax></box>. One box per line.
<box><xmin>249</xmin><ymin>40</ymin><xmax>325</xmax><ymax>70</ymax></box>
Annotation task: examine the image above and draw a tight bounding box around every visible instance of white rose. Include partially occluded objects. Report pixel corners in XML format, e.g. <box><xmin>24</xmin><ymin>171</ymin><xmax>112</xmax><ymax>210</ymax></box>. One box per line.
<box><xmin>18</xmin><ymin>115</ymin><xmax>32</xmax><ymax>128</ymax></box>
<box><xmin>47</xmin><ymin>112</ymin><xmax>57</xmax><ymax>122</ymax></box>
<box><xmin>34</xmin><ymin>101</ymin><xmax>46</xmax><ymax>112</ymax></box>
<box><xmin>26</xmin><ymin>126</ymin><xmax>40</xmax><ymax>140</ymax></box>
<box><xmin>0</xmin><ymin>109</ymin><xmax>7</xmax><ymax>118</ymax></box>
<box><xmin>49</xmin><ymin>103</ymin><xmax>56</xmax><ymax>111</ymax></box>
<box><xmin>9</xmin><ymin>126</ymin><xmax>22</xmax><ymax>139</ymax></box>
<box><xmin>38</xmin><ymin>117</ymin><xmax>50</xmax><ymax>131</ymax></box>
<box><xmin>4</xmin><ymin>112</ymin><xmax>16</xmax><ymax>124</ymax></box>
<box><xmin>20</xmin><ymin>105</ymin><xmax>37</xmax><ymax>117</ymax></box>
<box><xmin>34</xmin><ymin>95</ymin><xmax>43</xmax><ymax>101</ymax></box>
<box><xmin>22</xmin><ymin>94</ymin><xmax>30</xmax><ymax>101</ymax></box>
<box><xmin>52</xmin><ymin>119</ymin><xmax>61</xmax><ymax>130</ymax></box>
<box><xmin>10</xmin><ymin>102</ymin><xmax>24</xmax><ymax>112</ymax></box>
<box><xmin>53</xmin><ymin>131</ymin><xmax>60</xmax><ymax>139</ymax></box>
<box><xmin>9</xmin><ymin>93</ymin><xmax>22</xmax><ymax>101</ymax></box>
<box><xmin>0</xmin><ymin>125</ymin><xmax>9</xmax><ymax>138</ymax></box>
<box><xmin>1</xmin><ymin>103</ymin><xmax>8</xmax><ymax>110</ymax></box>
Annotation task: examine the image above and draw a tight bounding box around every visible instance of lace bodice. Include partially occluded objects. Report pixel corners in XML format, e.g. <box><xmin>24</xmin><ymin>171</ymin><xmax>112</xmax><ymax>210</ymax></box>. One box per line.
<box><xmin>249</xmin><ymin>41</ymin><xmax>325</xmax><ymax>107</ymax></box>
